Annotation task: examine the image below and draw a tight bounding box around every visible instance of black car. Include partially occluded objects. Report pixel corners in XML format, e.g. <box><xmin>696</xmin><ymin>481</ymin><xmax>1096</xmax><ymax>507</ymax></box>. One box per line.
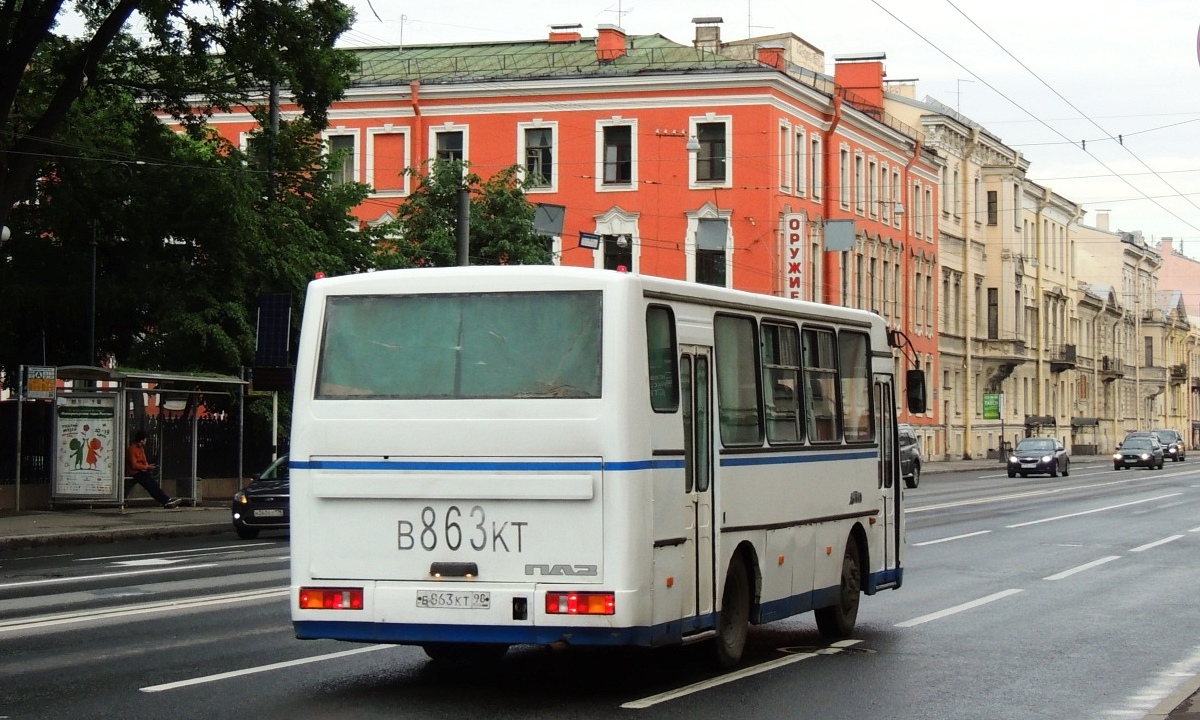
<box><xmin>1113</xmin><ymin>437</ymin><xmax>1164</xmax><ymax>470</ymax></box>
<box><xmin>898</xmin><ymin>423</ymin><xmax>921</xmax><ymax>488</ymax></box>
<box><xmin>231</xmin><ymin>456</ymin><xmax>289</xmax><ymax>539</ymax></box>
<box><xmin>1006</xmin><ymin>437</ymin><xmax>1069</xmax><ymax>478</ymax></box>
<box><xmin>1151</xmin><ymin>429</ymin><xmax>1186</xmax><ymax>462</ymax></box>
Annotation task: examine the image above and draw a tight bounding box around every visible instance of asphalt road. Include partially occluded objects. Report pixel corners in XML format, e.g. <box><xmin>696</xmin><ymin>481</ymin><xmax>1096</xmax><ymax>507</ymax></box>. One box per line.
<box><xmin>1</xmin><ymin>460</ymin><xmax>1198</xmax><ymax>719</ymax></box>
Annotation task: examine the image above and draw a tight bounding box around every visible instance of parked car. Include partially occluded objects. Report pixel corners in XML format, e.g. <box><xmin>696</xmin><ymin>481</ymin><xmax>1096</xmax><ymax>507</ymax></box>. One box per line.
<box><xmin>1150</xmin><ymin>428</ymin><xmax>1186</xmax><ymax>462</ymax></box>
<box><xmin>1006</xmin><ymin>437</ymin><xmax>1069</xmax><ymax>478</ymax></box>
<box><xmin>898</xmin><ymin>423</ymin><xmax>921</xmax><ymax>488</ymax></box>
<box><xmin>231</xmin><ymin>456</ymin><xmax>289</xmax><ymax>539</ymax></box>
<box><xmin>1113</xmin><ymin>437</ymin><xmax>1165</xmax><ymax>470</ymax></box>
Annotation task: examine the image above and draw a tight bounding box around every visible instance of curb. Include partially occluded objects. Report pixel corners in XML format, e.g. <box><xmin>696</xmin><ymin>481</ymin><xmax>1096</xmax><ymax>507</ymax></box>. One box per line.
<box><xmin>0</xmin><ymin>522</ymin><xmax>231</xmax><ymax>551</ymax></box>
<box><xmin>1143</xmin><ymin>672</ymin><xmax>1200</xmax><ymax>720</ymax></box>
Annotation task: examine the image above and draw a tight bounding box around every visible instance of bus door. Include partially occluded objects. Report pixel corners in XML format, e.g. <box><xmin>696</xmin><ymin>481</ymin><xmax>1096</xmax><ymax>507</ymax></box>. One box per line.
<box><xmin>680</xmin><ymin>347</ymin><xmax>716</xmax><ymax>625</ymax></box>
<box><xmin>875</xmin><ymin>377</ymin><xmax>901</xmax><ymax>573</ymax></box>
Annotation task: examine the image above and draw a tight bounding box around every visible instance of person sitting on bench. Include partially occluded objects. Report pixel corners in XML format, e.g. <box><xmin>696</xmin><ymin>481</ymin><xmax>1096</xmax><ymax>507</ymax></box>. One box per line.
<box><xmin>125</xmin><ymin>431</ymin><xmax>182</xmax><ymax>509</ymax></box>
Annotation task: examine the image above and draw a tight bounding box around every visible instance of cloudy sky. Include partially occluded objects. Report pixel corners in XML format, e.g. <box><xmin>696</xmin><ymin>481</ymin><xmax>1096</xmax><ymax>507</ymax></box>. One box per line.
<box><xmin>339</xmin><ymin>0</ymin><xmax>1200</xmax><ymax>258</ymax></box>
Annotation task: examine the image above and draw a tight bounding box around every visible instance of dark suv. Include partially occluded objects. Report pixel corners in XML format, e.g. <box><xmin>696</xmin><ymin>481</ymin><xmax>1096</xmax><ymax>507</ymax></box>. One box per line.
<box><xmin>898</xmin><ymin>423</ymin><xmax>921</xmax><ymax>488</ymax></box>
<box><xmin>1150</xmin><ymin>429</ymin><xmax>1186</xmax><ymax>462</ymax></box>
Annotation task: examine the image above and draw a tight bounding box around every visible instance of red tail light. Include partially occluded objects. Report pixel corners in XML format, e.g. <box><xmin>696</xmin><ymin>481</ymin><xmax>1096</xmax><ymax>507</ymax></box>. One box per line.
<box><xmin>299</xmin><ymin>587</ymin><xmax>364</xmax><ymax>610</ymax></box>
<box><xmin>544</xmin><ymin>592</ymin><xmax>615</xmax><ymax>615</ymax></box>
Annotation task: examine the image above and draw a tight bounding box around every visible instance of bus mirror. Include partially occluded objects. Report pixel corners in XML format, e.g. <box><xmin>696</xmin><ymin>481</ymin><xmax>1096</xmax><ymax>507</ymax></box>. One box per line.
<box><xmin>905</xmin><ymin>369</ymin><xmax>927</xmax><ymax>414</ymax></box>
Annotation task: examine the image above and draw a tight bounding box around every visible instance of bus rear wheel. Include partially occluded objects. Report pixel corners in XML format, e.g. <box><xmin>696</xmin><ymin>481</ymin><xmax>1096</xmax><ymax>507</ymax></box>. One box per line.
<box><xmin>815</xmin><ymin>536</ymin><xmax>861</xmax><ymax>639</ymax></box>
<box><xmin>422</xmin><ymin>642</ymin><xmax>509</xmax><ymax>666</ymax></box>
<box><xmin>713</xmin><ymin>553</ymin><xmax>751</xmax><ymax>668</ymax></box>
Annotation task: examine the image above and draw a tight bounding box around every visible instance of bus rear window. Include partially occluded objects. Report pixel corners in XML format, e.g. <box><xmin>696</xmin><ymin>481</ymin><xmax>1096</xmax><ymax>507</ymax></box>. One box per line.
<box><xmin>315</xmin><ymin>291</ymin><xmax>602</xmax><ymax>399</ymax></box>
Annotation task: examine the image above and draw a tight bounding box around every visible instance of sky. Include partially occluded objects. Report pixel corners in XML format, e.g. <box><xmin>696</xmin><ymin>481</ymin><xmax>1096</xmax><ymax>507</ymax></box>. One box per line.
<box><xmin>337</xmin><ymin>0</ymin><xmax>1200</xmax><ymax>258</ymax></box>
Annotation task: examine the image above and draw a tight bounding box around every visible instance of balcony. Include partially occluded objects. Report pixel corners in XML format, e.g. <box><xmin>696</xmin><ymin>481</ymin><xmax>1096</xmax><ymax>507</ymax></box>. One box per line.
<box><xmin>1170</xmin><ymin>364</ymin><xmax>1188</xmax><ymax>384</ymax></box>
<box><xmin>1050</xmin><ymin>344</ymin><xmax>1077</xmax><ymax>373</ymax></box>
<box><xmin>1100</xmin><ymin>355</ymin><xmax>1124</xmax><ymax>382</ymax></box>
<box><xmin>974</xmin><ymin>337</ymin><xmax>1027</xmax><ymax>363</ymax></box>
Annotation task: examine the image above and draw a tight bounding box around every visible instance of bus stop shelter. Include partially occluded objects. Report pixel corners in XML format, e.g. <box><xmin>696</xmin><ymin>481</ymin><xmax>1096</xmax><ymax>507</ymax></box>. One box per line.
<box><xmin>14</xmin><ymin>364</ymin><xmax>247</xmax><ymax>509</ymax></box>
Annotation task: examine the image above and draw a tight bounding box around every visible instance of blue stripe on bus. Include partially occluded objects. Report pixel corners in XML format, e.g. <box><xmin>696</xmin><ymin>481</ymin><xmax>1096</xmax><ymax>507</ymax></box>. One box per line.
<box><xmin>292</xmin><ymin>452</ymin><xmax>874</xmax><ymax>473</ymax></box>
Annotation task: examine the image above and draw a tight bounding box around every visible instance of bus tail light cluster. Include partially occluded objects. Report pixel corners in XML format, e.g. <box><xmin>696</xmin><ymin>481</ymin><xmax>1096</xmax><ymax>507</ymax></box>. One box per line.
<box><xmin>544</xmin><ymin>591</ymin><xmax>614</xmax><ymax>615</ymax></box>
<box><xmin>299</xmin><ymin>587</ymin><xmax>364</xmax><ymax>610</ymax></box>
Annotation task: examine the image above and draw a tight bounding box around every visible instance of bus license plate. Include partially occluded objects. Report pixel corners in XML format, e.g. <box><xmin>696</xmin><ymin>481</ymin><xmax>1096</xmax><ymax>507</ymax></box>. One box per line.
<box><xmin>254</xmin><ymin>509</ymin><xmax>284</xmax><ymax>517</ymax></box>
<box><xmin>415</xmin><ymin>591</ymin><xmax>491</xmax><ymax>610</ymax></box>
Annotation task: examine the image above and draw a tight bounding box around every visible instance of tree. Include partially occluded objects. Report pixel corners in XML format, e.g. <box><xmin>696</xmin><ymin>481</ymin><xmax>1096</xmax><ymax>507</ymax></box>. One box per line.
<box><xmin>0</xmin><ymin>0</ymin><xmax>359</xmax><ymax>233</ymax></box>
<box><xmin>377</xmin><ymin>161</ymin><xmax>553</xmax><ymax>269</ymax></box>
<box><xmin>0</xmin><ymin>72</ymin><xmax>381</xmax><ymax>380</ymax></box>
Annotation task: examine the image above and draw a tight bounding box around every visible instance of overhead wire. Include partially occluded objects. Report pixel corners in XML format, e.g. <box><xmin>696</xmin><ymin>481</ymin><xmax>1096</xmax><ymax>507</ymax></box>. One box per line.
<box><xmin>867</xmin><ymin>0</ymin><xmax>1200</xmax><ymax>235</ymax></box>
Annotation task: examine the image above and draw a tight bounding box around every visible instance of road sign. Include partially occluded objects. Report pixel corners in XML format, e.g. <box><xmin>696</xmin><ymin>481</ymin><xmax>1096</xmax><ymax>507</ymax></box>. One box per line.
<box><xmin>982</xmin><ymin>392</ymin><xmax>1002</xmax><ymax>420</ymax></box>
<box><xmin>25</xmin><ymin>366</ymin><xmax>56</xmax><ymax>400</ymax></box>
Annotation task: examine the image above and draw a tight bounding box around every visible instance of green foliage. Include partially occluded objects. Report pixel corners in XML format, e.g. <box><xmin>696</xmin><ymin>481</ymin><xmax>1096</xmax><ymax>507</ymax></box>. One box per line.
<box><xmin>0</xmin><ymin>80</ymin><xmax>378</xmax><ymax>381</ymax></box>
<box><xmin>377</xmin><ymin>161</ymin><xmax>553</xmax><ymax>269</ymax></box>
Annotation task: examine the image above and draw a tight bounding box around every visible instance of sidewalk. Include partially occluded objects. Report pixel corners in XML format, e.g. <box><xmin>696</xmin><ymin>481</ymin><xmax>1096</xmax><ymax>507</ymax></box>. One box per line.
<box><xmin>0</xmin><ymin>503</ymin><xmax>231</xmax><ymax>550</ymax></box>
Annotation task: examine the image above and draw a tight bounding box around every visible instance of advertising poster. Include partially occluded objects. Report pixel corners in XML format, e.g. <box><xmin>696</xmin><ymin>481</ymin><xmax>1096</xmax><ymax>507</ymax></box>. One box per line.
<box><xmin>53</xmin><ymin>394</ymin><xmax>118</xmax><ymax>498</ymax></box>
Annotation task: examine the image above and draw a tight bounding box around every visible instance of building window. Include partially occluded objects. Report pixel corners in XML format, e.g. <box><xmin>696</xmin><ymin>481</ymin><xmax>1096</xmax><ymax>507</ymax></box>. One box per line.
<box><xmin>868</xmin><ymin>159</ymin><xmax>878</xmax><ymax>218</ymax></box>
<box><xmin>602</xmin><ymin>125</ymin><xmax>632</xmax><ymax>184</ymax></box>
<box><xmin>779</xmin><ymin>122</ymin><xmax>791</xmax><ymax>191</ymax></box>
<box><xmin>695</xmin><ymin>122</ymin><xmax>727</xmax><ymax>183</ymax></box>
<box><xmin>696</xmin><ymin>217</ymin><xmax>728</xmax><ymax>287</ymax></box>
<box><xmin>987</xmin><ymin>190</ymin><xmax>998</xmax><ymax>225</ymax></box>
<box><xmin>987</xmin><ymin>287</ymin><xmax>999</xmax><ymax>339</ymax></box>
<box><xmin>795</xmin><ymin>128</ymin><xmax>806</xmax><ymax>197</ymax></box>
<box><xmin>602</xmin><ymin>234</ymin><xmax>632</xmax><ymax>271</ymax></box>
<box><xmin>328</xmin><ymin>134</ymin><xmax>355</xmax><ymax>186</ymax></box>
<box><xmin>435</xmin><ymin>130</ymin><xmax>464</xmax><ymax>163</ymax></box>
<box><xmin>523</xmin><ymin>127</ymin><xmax>553</xmax><ymax>187</ymax></box>
<box><xmin>839</xmin><ymin>148</ymin><xmax>850</xmax><ymax>208</ymax></box>
<box><xmin>810</xmin><ymin>137</ymin><xmax>822</xmax><ymax>199</ymax></box>
<box><xmin>854</xmin><ymin>153</ymin><xmax>865</xmax><ymax>214</ymax></box>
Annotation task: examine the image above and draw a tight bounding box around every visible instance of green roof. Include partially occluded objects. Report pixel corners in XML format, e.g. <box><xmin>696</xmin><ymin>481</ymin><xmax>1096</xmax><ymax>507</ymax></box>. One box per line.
<box><xmin>349</xmin><ymin>34</ymin><xmax>763</xmax><ymax>86</ymax></box>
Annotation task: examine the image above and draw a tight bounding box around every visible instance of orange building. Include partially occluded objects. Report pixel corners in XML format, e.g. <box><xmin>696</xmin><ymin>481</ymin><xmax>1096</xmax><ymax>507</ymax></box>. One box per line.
<box><xmin>206</xmin><ymin>21</ymin><xmax>940</xmax><ymax>425</ymax></box>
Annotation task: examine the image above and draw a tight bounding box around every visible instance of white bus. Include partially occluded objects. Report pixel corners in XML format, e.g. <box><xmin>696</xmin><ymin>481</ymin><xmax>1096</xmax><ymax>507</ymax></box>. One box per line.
<box><xmin>289</xmin><ymin>266</ymin><xmax>925</xmax><ymax>666</ymax></box>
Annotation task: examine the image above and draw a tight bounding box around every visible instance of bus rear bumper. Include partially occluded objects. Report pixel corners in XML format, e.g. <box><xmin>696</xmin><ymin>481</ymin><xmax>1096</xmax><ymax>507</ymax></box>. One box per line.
<box><xmin>293</xmin><ymin>620</ymin><xmax>656</xmax><ymax>647</ymax></box>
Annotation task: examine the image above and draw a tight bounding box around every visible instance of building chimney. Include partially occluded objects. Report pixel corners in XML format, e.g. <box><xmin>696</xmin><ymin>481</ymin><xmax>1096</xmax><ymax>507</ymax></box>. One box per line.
<box><xmin>549</xmin><ymin>23</ymin><xmax>582</xmax><ymax>43</ymax></box>
<box><xmin>1161</xmin><ymin>236</ymin><xmax>1174</xmax><ymax>255</ymax></box>
<box><xmin>833</xmin><ymin>52</ymin><xmax>887</xmax><ymax>115</ymax></box>
<box><xmin>756</xmin><ymin>44</ymin><xmax>785</xmax><ymax>70</ymax></box>
<box><xmin>596</xmin><ymin>24</ymin><xmax>627</xmax><ymax>61</ymax></box>
<box><xmin>692</xmin><ymin>16</ymin><xmax>723</xmax><ymax>54</ymax></box>
<box><xmin>1096</xmin><ymin>210</ymin><xmax>1110</xmax><ymax>231</ymax></box>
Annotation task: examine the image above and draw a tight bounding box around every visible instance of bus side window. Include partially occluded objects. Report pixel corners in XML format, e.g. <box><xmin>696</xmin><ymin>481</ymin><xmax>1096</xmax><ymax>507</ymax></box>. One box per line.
<box><xmin>802</xmin><ymin>327</ymin><xmax>841</xmax><ymax>442</ymax></box>
<box><xmin>646</xmin><ymin>305</ymin><xmax>679</xmax><ymax>412</ymax></box>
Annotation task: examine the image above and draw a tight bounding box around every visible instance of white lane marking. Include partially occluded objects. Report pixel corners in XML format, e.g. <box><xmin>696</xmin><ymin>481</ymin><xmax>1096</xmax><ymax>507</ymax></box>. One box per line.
<box><xmin>1005</xmin><ymin>494</ymin><xmax>1181</xmax><ymax>528</ymax></box>
<box><xmin>0</xmin><ymin>587</ymin><xmax>287</xmax><ymax>634</ymax></box>
<box><xmin>1130</xmin><ymin>535</ymin><xmax>1184</xmax><ymax>553</ymax></box>
<box><xmin>621</xmin><ymin>640</ymin><xmax>862</xmax><ymax>708</ymax></box>
<box><xmin>0</xmin><ymin>563</ymin><xmax>219</xmax><ymax>589</ymax></box>
<box><xmin>142</xmin><ymin>644</ymin><xmax>391</xmax><ymax>692</ymax></box>
<box><xmin>912</xmin><ymin>530</ymin><xmax>992</xmax><ymax>546</ymax></box>
<box><xmin>894</xmin><ymin>589</ymin><xmax>1023</xmax><ymax>628</ymax></box>
<box><xmin>1043</xmin><ymin>556</ymin><xmax>1121</xmax><ymax>581</ymax></box>
<box><xmin>112</xmin><ymin>558</ymin><xmax>194</xmax><ymax>567</ymax></box>
<box><xmin>82</xmin><ymin>543</ymin><xmax>274</xmax><ymax>562</ymax></box>
<box><xmin>1188</xmin><ymin>526</ymin><xmax>1200</xmax><ymax>533</ymax></box>
<box><xmin>908</xmin><ymin>471</ymin><xmax>1193</xmax><ymax>514</ymax></box>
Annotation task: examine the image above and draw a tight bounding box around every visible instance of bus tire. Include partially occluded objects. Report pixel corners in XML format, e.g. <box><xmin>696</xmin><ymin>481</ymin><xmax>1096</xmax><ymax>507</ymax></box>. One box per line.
<box><xmin>422</xmin><ymin>642</ymin><xmax>509</xmax><ymax>666</ymax></box>
<box><xmin>713</xmin><ymin>553</ymin><xmax>751</xmax><ymax>668</ymax></box>
<box><xmin>815</xmin><ymin>536</ymin><xmax>861</xmax><ymax>639</ymax></box>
